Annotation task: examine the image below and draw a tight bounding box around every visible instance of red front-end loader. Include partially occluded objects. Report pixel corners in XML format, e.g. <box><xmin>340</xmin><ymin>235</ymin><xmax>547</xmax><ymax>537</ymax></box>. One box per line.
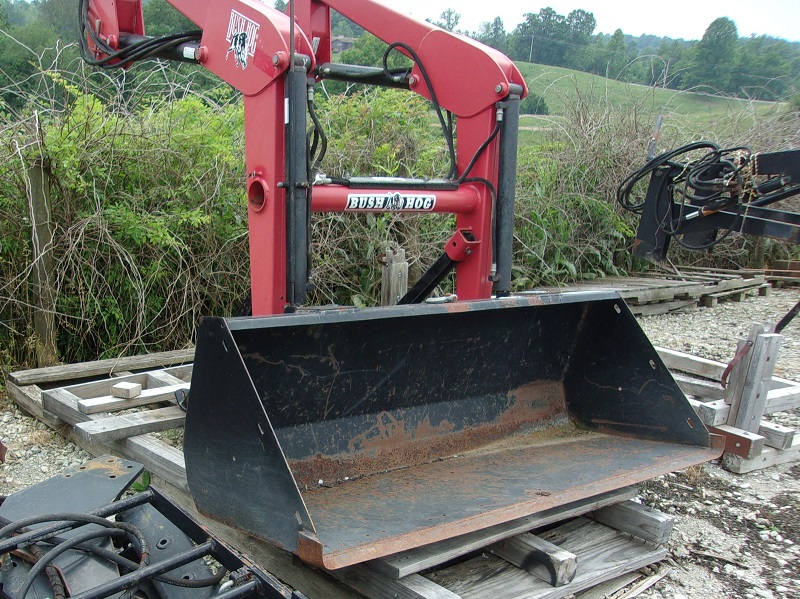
<box><xmin>79</xmin><ymin>0</ymin><xmax>723</xmax><ymax>570</ymax></box>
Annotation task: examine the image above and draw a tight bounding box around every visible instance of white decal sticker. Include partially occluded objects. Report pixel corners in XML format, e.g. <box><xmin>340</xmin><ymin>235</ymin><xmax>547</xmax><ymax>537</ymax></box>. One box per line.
<box><xmin>345</xmin><ymin>193</ymin><xmax>437</xmax><ymax>211</ymax></box>
<box><xmin>226</xmin><ymin>10</ymin><xmax>260</xmax><ymax>69</ymax></box>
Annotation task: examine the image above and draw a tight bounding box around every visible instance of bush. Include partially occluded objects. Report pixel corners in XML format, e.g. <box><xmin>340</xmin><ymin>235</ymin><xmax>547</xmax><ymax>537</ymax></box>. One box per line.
<box><xmin>520</xmin><ymin>91</ymin><xmax>549</xmax><ymax>115</ymax></box>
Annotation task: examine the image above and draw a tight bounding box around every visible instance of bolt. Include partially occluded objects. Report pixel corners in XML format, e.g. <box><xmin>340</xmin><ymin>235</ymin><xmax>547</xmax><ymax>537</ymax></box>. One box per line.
<box><xmin>465</xmin><ymin>248</ymin><xmax>473</xmax><ymax>255</ymax></box>
<box><xmin>409</xmin><ymin>76</ymin><xmax>418</xmax><ymax>87</ymax></box>
<box><xmin>195</xmin><ymin>46</ymin><xmax>209</xmax><ymax>62</ymax></box>
<box><xmin>495</xmin><ymin>84</ymin><xmax>503</xmax><ymax>94</ymax></box>
<box><xmin>273</xmin><ymin>51</ymin><xmax>289</xmax><ymax>68</ymax></box>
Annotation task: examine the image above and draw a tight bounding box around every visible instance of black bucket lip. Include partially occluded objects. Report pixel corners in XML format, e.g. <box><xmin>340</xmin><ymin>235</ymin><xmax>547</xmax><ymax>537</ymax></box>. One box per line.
<box><xmin>223</xmin><ymin>290</ymin><xmax>623</xmax><ymax>331</ymax></box>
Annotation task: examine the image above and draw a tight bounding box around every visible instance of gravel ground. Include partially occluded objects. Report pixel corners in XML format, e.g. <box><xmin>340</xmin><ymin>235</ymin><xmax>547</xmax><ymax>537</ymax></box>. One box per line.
<box><xmin>0</xmin><ymin>287</ymin><xmax>799</xmax><ymax>598</ymax></box>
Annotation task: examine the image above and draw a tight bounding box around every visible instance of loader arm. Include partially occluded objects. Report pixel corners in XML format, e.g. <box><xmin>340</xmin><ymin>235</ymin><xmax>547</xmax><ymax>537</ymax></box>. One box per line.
<box><xmin>82</xmin><ymin>0</ymin><xmax>528</xmax><ymax>314</ymax></box>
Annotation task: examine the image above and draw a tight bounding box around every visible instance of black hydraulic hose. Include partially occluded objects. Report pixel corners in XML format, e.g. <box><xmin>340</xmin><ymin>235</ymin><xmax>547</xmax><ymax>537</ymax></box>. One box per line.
<box><xmin>0</xmin><ymin>490</ymin><xmax>155</xmax><ymax>555</ymax></box>
<box><xmin>78</xmin><ymin>0</ymin><xmax>201</xmax><ymax>68</ymax></box>
<box><xmin>616</xmin><ymin>141</ymin><xmax>720</xmax><ymax>213</ymax></box>
<box><xmin>17</xmin><ymin>529</ymin><xmax>129</xmax><ymax>599</ymax></box>
<box><xmin>383</xmin><ymin>42</ymin><xmax>458</xmax><ymax>179</ymax></box>
<box><xmin>458</xmin><ymin>120</ymin><xmax>501</xmax><ymax>183</ymax></box>
<box><xmin>0</xmin><ymin>513</ymin><xmax>150</xmax><ymax>560</ymax></box>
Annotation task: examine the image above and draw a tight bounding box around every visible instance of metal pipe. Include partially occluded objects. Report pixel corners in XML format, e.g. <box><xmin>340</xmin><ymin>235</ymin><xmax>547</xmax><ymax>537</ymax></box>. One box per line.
<box><xmin>211</xmin><ymin>580</ymin><xmax>260</xmax><ymax>599</ymax></box>
<box><xmin>315</xmin><ymin>62</ymin><xmax>411</xmax><ymax>89</ymax></box>
<box><xmin>68</xmin><ymin>540</ymin><xmax>215</xmax><ymax>599</ymax></box>
<box><xmin>494</xmin><ymin>93</ymin><xmax>521</xmax><ymax>297</ymax></box>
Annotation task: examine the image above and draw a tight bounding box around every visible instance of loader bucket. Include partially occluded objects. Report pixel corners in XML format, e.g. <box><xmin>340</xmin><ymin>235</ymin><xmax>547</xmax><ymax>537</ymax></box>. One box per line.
<box><xmin>184</xmin><ymin>292</ymin><xmax>722</xmax><ymax>570</ymax></box>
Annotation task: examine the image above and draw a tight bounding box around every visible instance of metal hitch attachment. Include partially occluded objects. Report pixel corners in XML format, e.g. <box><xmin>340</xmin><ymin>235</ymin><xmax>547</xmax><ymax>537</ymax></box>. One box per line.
<box><xmin>184</xmin><ymin>292</ymin><xmax>722</xmax><ymax>570</ymax></box>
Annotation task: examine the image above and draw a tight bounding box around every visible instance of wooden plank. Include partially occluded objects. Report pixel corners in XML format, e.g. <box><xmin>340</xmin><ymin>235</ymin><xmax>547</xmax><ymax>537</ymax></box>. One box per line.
<box><xmin>490</xmin><ymin>533</ymin><xmax>577</xmax><ymax>587</ymax></box>
<box><xmin>728</xmin><ymin>333</ymin><xmax>783</xmax><ymax>433</ymax></box>
<box><xmin>589</xmin><ymin>500</ymin><xmax>673</xmax><ymax>546</ymax></box>
<box><xmin>77</xmin><ymin>383</ymin><xmax>189</xmax><ymax>414</ymax></box>
<box><xmin>333</xmin><ymin>565</ymin><xmax>461</xmax><ymax>599</ymax></box>
<box><xmin>689</xmin><ymin>398</ymin><xmax>729</xmax><ymax>426</ymax></box>
<box><xmin>7</xmin><ymin>382</ymin><xmax>65</xmax><ymax>429</ymax></box>
<box><xmin>758</xmin><ymin>421</ymin><xmax>795</xmax><ymax>451</ymax></box>
<box><xmin>655</xmin><ymin>347</ymin><xmax>727</xmax><ymax>380</ymax></box>
<box><xmin>8</xmin><ymin>349</ymin><xmax>195</xmax><ymax>386</ymax></box>
<box><xmin>74</xmin><ymin>406</ymin><xmax>186</xmax><ymax>443</ymax></box>
<box><xmin>574</xmin><ymin>572</ymin><xmax>641</xmax><ymax>599</ymax></box>
<box><xmin>708</xmin><ymin>424</ymin><xmax>765</xmax><ymax>459</ymax></box>
<box><xmin>763</xmin><ymin>384</ymin><xmax>800</xmax><ymax>414</ymax></box>
<box><xmin>674</xmin><ymin>374</ymin><xmax>724</xmax><ymax>400</ymax></box>
<box><xmin>427</xmin><ymin>518</ymin><xmax>666</xmax><ymax>599</ymax></box>
<box><xmin>54</xmin><ymin>368</ymin><xmax>189</xmax><ymax>401</ymax></box>
<box><xmin>691</xmin><ymin>387</ymin><xmax>800</xmax><ymax>425</ymax></box>
<box><xmin>723</xmin><ymin>436</ymin><xmax>800</xmax><ymax>474</ymax></box>
<box><xmin>370</xmin><ymin>487</ymin><xmax>637</xmax><ymax>579</ymax></box>
<box><xmin>42</xmin><ymin>387</ymin><xmax>188</xmax><ymax>490</ymax></box>
<box><xmin>629</xmin><ymin>298</ymin><xmax>697</xmax><ymax>317</ymax></box>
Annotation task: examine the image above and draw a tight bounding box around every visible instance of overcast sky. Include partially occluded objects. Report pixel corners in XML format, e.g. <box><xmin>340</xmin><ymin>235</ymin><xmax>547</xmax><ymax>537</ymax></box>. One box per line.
<box><xmin>380</xmin><ymin>0</ymin><xmax>800</xmax><ymax>42</ymax></box>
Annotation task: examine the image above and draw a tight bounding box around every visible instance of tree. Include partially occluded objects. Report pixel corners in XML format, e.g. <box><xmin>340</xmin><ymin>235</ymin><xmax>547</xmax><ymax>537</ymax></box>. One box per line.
<box><xmin>38</xmin><ymin>0</ymin><xmax>79</xmax><ymax>42</ymax></box>
<box><xmin>274</xmin><ymin>0</ymin><xmax>287</xmax><ymax>11</ymax></box>
<box><xmin>430</xmin><ymin>9</ymin><xmax>460</xmax><ymax>32</ymax></box>
<box><xmin>474</xmin><ymin>17</ymin><xmax>507</xmax><ymax>54</ymax></box>
<box><xmin>604</xmin><ymin>29</ymin><xmax>629</xmax><ymax>78</ymax></box>
<box><xmin>142</xmin><ymin>0</ymin><xmax>195</xmax><ymax>36</ymax></box>
<box><xmin>681</xmin><ymin>17</ymin><xmax>739</xmax><ymax>92</ymax></box>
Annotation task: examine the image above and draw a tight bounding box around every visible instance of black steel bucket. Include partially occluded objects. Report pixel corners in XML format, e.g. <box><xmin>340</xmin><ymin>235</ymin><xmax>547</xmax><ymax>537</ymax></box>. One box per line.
<box><xmin>184</xmin><ymin>292</ymin><xmax>722</xmax><ymax>569</ymax></box>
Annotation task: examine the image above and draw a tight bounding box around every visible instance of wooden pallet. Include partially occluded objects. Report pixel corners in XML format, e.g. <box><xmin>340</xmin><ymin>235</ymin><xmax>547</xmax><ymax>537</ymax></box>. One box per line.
<box><xmin>535</xmin><ymin>271</ymin><xmax>767</xmax><ymax>316</ymax></box>
<box><xmin>6</xmin><ymin>352</ymin><xmax>677</xmax><ymax>599</ymax></box>
<box><xmin>657</xmin><ymin>346</ymin><xmax>800</xmax><ymax>474</ymax></box>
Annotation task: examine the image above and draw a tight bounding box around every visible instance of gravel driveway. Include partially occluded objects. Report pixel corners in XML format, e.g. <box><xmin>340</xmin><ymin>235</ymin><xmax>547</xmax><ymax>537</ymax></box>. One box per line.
<box><xmin>1</xmin><ymin>287</ymin><xmax>799</xmax><ymax>598</ymax></box>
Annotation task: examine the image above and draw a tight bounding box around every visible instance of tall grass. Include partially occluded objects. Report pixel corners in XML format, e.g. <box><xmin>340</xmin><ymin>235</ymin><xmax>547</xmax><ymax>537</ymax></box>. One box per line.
<box><xmin>0</xmin><ymin>55</ymin><xmax>797</xmax><ymax>371</ymax></box>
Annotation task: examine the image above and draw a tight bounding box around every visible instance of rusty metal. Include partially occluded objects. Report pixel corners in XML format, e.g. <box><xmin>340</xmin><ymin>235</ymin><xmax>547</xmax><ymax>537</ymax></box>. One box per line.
<box><xmin>184</xmin><ymin>293</ymin><xmax>723</xmax><ymax>570</ymax></box>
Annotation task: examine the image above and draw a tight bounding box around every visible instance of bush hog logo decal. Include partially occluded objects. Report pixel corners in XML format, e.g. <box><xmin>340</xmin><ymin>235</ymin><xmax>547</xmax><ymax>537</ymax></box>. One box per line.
<box><xmin>226</xmin><ymin>10</ymin><xmax>259</xmax><ymax>69</ymax></box>
<box><xmin>346</xmin><ymin>192</ymin><xmax>437</xmax><ymax>211</ymax></box>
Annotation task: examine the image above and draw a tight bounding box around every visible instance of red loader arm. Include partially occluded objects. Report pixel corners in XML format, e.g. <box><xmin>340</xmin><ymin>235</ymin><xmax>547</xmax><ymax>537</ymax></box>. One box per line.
<box><xmin>80</xmin><ymin>0</ymin><xmax>528</xmax><ymax>315</ymax></box>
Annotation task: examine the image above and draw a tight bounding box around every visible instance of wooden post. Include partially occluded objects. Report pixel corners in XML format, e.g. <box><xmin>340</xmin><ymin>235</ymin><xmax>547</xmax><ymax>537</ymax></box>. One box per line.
<box><xmin>726</xmin><ymin>323</ymin><xmax>783</xmax><ymax>434</ymax></box>
<box><xmin>28</xmin><ymin>160</ymin><xmax>59</xmax><ymax>367</ymax></box>
<box><xmin>381</xmin><ymin>247</ymin><xmax>408</xmax><ymax>306</ymax></box>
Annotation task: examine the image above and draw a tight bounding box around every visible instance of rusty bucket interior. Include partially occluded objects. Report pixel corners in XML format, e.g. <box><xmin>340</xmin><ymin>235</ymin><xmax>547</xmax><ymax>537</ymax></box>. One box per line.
<box><xmin>184</xmin><ymin>291</ymin><xmax>722</xmax><ymax>570</ymax></box>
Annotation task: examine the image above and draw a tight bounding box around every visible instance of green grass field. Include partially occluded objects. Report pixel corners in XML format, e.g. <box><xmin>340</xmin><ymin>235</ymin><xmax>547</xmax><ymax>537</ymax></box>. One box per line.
<box><xmin>516</xmin><ymin>62</ymin><xmax>786</xmax><ymax>146</ymax></box>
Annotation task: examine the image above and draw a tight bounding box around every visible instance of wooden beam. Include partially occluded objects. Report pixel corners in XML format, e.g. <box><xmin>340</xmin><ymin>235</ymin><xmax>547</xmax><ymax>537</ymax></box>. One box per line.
<box><xmin>708</xmin><ymin>424</ymin><xmax>765</xmax><ymax>459</ymax></box>
<box><xmin>758</xmin><ymin>421</ymin><xmax>795</xmax><ymax>451</ymax></box>
<box><xmin>77</xmin><ymin>383</ymin><xmax>189</xmax><ymax>414</ymax></box>
<box><xmin>674</xmin><ymin>374</ymin><xmax>724</xmax><ymax>400</ymax></box>
<box><xmin>655</xmin><ymin>347</ymin><xmax>726</xmax><ymax>380</ymax></box>
<box><xmin>370</xmin><ymin>487</ymin><xmax>637</xmax><ymax>579</ymax></box>
<box><xmin>381</xmin><ymin>247</ymin><xmax>408</xmax><ymax>306</ymax></box>
<box><xmin>41</xmin><ymin>387</ymin><xmax>187</xmax><ymax>489</ymax></box>
<box><xmin>427</xmin><ymin>518</ymin><xmax>666</xmax><ymax>599</ymax></box>
<box><xmin>727</xmin><ymin>332</ymin><xmax>783</xmax><ymax>433</ymax></box>
<box><xmin>27</xmin><ymin>160</ymin><xmax>58</xmax><ymax>368</ymax></box>
<box><xmin>688</xmin><ymin>398</ymin><xmax>729</xmax><ymax>426</ymax></box>
<box><xmin>490</xmin><ymin>533</ymin><xmax>577</xmax><ymax>587</ymax></box>
<box><xmin>8</xmin><ymin>349</ymin><xmax>195</xmax><ymax>386</ymax></box>
<box><xmin>589</xmin><ymin>500</ymin><xmax>674</xmax><ymax>546</ymax></box>
<box><xmin>764</xmin><ymin>384</ymin><xmax>800</xmax><ymax>413</ymax></box>
<box><xmin>332</xmin><ymin>565</ymin><xmax>461</xmax><ymax>599</ymax></box>
<box><xmin>74</xmin><ymin>406</ymin><xmax>186</xmax><ymax>443</ymax></box>
<box><xmin>723</xmin><ymin>436</ymin><xmax>800</xmax><ymax>474</ymax></box>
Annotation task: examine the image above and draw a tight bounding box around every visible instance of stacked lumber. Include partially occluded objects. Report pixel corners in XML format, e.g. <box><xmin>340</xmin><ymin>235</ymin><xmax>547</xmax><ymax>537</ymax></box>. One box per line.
<box><xmin>535</xmin><ymin>270</ymin><xmax>767</xmax><ymax>316</ymax></box>
<box><xmin>658</xmin><ymin>340</ymin><xmax>800</xmax><ymax>474</ymax></box>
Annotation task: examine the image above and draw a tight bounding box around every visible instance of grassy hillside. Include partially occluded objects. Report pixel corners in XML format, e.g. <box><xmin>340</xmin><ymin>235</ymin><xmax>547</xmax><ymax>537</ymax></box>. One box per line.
<box><xmin>516</xmin><ymin>62</ymin><xmax>786</xmax><ymax>145</ymax></box>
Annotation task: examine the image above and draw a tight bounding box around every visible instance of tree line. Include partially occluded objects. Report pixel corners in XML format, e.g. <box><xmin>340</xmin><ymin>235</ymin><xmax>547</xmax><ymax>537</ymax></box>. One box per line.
<box><xmin>471</xmin><ymin>9</ymin><xmax>799</xmax><ymax>102</ymax></box>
